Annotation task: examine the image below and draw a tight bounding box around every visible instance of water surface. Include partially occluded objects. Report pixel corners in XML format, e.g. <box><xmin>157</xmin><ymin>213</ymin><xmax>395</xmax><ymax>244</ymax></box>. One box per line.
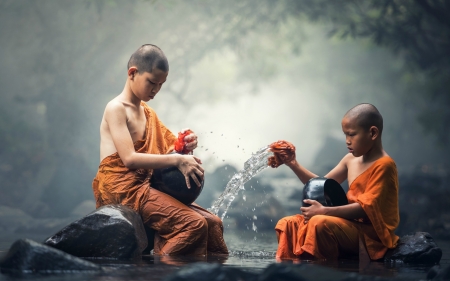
<box><xmin>0</xmin><ymin>229</ymin><xmax>449</xmax><ymax>281</ymax></box>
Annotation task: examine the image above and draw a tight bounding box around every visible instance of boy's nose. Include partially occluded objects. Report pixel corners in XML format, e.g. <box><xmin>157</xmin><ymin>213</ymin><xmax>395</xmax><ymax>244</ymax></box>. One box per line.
<box><xmin>153</xmin><ymin>84</ymin><xmax>162</xmax><ymax>93</ymax></box>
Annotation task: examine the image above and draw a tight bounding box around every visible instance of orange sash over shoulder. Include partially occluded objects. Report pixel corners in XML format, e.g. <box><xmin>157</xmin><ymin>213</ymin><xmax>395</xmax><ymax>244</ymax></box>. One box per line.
<box><xmin>275</xmin><ymin>156</ymin><xmax>400</xmax><ymax>260</ymax></box>
<box><xmin>92</xmin><ymin>102</ymin><xmax>177</xmax><ymax>212</ymax></box>
<box><xmin>348</xmin><ymin>156</ymin><xmax>400</xmax><ymax>260</ymax></box>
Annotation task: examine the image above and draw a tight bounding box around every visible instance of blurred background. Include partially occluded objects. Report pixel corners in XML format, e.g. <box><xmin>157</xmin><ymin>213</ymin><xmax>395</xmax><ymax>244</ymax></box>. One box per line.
<box><xmin>0</xmin><ymin>0</ymin><xmax>449</xmax><ymax>247</ymax></box>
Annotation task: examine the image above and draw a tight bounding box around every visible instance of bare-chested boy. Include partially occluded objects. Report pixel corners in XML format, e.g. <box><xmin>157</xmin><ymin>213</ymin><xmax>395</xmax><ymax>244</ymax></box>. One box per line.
<box><xmin>275</xmin><ymin>103</ymin><xmax>399</xmax><ymax>260</ymax></box>
<box><xmin>92</xmin><ymin>44</ymin><xmax>228</xmax><ymax>256</ymax></box>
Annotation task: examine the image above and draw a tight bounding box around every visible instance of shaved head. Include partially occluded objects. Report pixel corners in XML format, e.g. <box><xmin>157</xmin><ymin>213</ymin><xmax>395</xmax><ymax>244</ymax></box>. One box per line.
<box><xmin>344</xmin><ymin>103</ymin><xmax>383</xmax><ymax>134</ymax></box>
<box><xmin>127</xmin><ymin>44</ymin><xmax>169</xmax><ymax>73</ymax></box>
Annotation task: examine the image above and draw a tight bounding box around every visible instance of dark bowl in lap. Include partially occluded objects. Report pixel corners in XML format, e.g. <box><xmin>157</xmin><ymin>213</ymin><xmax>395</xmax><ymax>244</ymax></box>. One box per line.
<box><xmin>150</xmin><ymin>166</ymin><xmax>204</xmax><ymax>205</ymax></box>
<box><xmin>302</xmin><ymin>177</ymin><xmax>348</xmax><ymax>207</ymax></box>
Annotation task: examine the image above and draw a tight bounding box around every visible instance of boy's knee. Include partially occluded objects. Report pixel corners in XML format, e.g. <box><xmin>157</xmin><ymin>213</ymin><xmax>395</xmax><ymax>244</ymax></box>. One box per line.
<box><xmin>188</xmin><ymin>215</ymin><xmax>208</xmax><ymax>234</ymax></box>
<box><xmin>209</xmin><ymin>215</ymin><xmax>224</xmax><ymax>231</ymax></box>
<box><xmin>309</xmin><ymin>215</ymin><xmax>333</xmax><ymax>232</ymax></box>
<box><xmin>276</xmin><ymin>215</ymin><xmax>296</xmax><ymax>226</ymax></box>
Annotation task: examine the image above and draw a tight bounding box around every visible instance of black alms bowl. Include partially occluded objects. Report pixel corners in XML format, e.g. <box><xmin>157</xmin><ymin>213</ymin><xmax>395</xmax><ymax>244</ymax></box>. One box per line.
<box><xmin>150</xmin><ymin>166</ymin><xmax>204</xmax><ymax>205</ymax></box>
<box><xmin>302</xmin><ymin>177</ymin><xmax>348</xmax><ymax>207</ymax></box>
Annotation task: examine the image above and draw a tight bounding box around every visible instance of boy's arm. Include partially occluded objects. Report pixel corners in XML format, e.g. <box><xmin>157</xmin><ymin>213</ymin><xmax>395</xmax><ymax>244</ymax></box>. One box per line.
<box><xmin>324</xmin><ymin>153</ymin><xmax>351</xmax><ymax>184</ymax></box>
<box><xmin>301</xmin><ymin>154</ymin><xmax>368</xmax><ymax>222</ymax></box>
<box><xmin>301</xmin><ymin>200</ymin><xmax>368</xmax><ymax>223</ymax></box>
<box><xmin>105</xmin><ymin>102</ymin><xmax>203</xmax><ymax>187</ymax></box>
<box><xmin>285</xmin><ymin>159</ymin><xmax>318</xmax><ymax>184</ymax></box>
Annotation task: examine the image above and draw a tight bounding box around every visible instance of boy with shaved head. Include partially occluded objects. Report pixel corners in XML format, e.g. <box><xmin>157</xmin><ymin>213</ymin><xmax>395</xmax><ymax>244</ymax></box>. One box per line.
<box><xmin>275</xmin><ymin>103</ymin><xmax>399</xmax><ymax>260</ymax></box>
<box><xmin>92</xmin><ymin>44</ymin><xmax>228</xmax><ymax>256</ymax></box>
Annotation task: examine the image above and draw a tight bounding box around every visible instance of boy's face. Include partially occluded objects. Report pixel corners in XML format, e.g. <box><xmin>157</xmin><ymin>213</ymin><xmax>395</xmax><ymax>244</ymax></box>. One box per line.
<box><xmin>341</xmin><ymin>117</ymin><xmax>373</xmax><ymax>157</ymax></box>
<box><xmin>130</xmin><ymin>67</ymin><xmax>168</xmax><ymax>102</ymax></box>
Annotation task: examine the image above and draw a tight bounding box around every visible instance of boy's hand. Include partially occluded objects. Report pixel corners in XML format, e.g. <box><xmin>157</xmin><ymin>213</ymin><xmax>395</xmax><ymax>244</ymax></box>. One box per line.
<box><xmin>176</xmin><ymin>154</ymin><xmax>204</xmax><ymax>189</ymax></box>
<box><xmin>181</xmin><ymin>128</ymin><xmax>198</xmax><ymax>152</ymax></box>
<box><xmin>300</xmin><ymin>199</ymin><xmax>325</xmax><ymax>224</ymax></box>
<box><xmin>268</xmin><ymin>140</ymin><xmax>296</xmax><ymax>168</ymax></box>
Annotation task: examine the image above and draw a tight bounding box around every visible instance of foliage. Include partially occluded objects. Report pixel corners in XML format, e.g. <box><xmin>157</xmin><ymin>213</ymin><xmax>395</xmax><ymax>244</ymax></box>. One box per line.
<box><xmin>0</xmin><ymin>0</ymin><xmax>448</xmax><ymax>219</ymax></box>
<box><xmin>291</xmin><ymin>0</ymin><xmax>450</xmax><ymax>142</ymax></box>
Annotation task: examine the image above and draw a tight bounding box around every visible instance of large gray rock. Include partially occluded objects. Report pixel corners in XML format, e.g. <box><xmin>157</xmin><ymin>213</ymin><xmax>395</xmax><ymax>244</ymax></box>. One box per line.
<box><xmin>44</xmin><ymin>204</ymin><xmax>148</xmax><ymax>260</ymax></box>
<box><xmin>384</xmin><ymin>232</ymin><xmax>442</xmax><ymax>264</ymax></box>
<box><xmin>0</xmin><ymin>239</ymin><xmax>101</xmax><ymax>273</ymax></box>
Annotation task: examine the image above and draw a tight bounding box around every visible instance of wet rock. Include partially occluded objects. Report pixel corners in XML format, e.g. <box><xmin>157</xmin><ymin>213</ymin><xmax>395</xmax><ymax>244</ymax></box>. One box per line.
<box><xmin>0</xmin><ymin>239</ymin><xmax>101</xmax><ymax>273</ymax></box>
<box><xmin>164</xmin><ymin>263</ymin><xmax>398</xmax><ymax>281</ymax></box>
<box><xmin>428</xmin><ymin>264</ymin><xmax>450</xmax><ymax>280</ymax></box>
<box><xmin>44</xmin><ymin>204</ymin><xmax>148</xmax><ymax>260</ymax></box>
<box><xmin>384</xmin><ymin>232</ymin><xmax>442</xmax><ymax>264</ymax></box>
<box><xmin>162</xmin><ymin>262</ymin><xmax>257</xmax><ymax>281</ymax></box>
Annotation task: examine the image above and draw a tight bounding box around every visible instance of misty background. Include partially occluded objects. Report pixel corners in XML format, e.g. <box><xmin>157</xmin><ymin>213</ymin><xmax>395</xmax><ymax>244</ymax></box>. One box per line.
<box><xmin>1</xmin><ymin>0</ymin><xmax>449</xmax><ymax>244</ymax></box>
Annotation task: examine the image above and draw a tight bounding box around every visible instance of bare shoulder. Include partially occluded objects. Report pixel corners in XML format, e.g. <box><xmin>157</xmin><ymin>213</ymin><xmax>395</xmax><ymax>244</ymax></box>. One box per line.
<box><xmin>104</xmin><ymin>98</ymin><xmax>127</xmax><ymax>122</ymax></box>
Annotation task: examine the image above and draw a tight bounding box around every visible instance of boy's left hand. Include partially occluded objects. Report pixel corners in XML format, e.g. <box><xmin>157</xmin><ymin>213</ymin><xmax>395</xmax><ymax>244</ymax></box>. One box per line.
<box><xmin>300</xmin><ymin>199</ymin><xmax>325</xmax><ymax>224</ymax></box>
<box><xmin>181</xmin><ymin>128</ymin><xmax>198</xmax><ymax>152</ymax></box>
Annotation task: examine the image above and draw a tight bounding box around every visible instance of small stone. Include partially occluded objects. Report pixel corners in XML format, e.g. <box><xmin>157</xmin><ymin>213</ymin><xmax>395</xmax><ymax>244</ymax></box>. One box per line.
<box><xmin>429</xmin><ymin>264</ymin><xmax>450</xmax><ymax>280</ymax></box>
<box><xmin>163</xmin><ymin>262</ymin><xmax>257</xmax><ymax>281</ymax></box>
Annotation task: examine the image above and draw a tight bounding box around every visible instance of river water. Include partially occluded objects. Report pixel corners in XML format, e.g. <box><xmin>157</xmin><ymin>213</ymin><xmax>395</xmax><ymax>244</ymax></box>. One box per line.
<box><xmin>1</xmin><ymin>147</ymin><xmax>449</xmax><ymax>280</ymax></box>
<box><xmin>0</xmin><ymin>229</ymin><xmax>449</xmax><ymax>281</ymax></box>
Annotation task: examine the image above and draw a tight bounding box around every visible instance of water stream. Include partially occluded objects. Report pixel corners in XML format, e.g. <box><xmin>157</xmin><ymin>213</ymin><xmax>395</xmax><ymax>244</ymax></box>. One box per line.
<box><xmin>208</xmin><ymin>146</ymin><xmax>273</xmax><ymax>220</ymax></box>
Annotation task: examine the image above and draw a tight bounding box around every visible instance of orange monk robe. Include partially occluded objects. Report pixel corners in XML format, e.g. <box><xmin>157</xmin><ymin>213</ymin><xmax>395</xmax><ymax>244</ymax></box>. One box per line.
<box><xmin>92</xmin><ymin>102</ymin><xmax>228</xmax><ymax>256</ymax></box>
<box><xmin>275</xmin><ymin>156</ymin><xmax>399</xmax><ymax>260</ymax></box>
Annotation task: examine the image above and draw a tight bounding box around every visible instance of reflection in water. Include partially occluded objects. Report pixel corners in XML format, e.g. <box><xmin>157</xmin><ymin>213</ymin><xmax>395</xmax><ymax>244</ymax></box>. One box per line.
<box><xmin>0</xmin><ymin>231</ymin><xmax>449</xmax><ymax>281</ymax></box>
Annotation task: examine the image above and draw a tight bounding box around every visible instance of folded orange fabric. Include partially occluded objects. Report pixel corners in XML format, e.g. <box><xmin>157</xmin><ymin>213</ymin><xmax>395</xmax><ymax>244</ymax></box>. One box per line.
<box><xmin>92</xmin><ymin>102</ymin><xmax>228</xmax><ymax>255</ymax></box>
<box><xmin>268</xmin><ymin>140</ymin><xmax>296</xmax><ymax>168</ymax></box>
<box><xmin>275</xmin><ymin>156</ymin><xmax>399</xmax><ymax>260</ymax></box>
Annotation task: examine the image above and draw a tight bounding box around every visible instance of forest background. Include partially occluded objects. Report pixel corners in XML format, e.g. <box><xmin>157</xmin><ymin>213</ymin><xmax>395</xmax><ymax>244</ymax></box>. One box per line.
<box><xmin>0</xmin><ymin>0</ymin><xmax>449</xmax><ymax>241</ymax></box>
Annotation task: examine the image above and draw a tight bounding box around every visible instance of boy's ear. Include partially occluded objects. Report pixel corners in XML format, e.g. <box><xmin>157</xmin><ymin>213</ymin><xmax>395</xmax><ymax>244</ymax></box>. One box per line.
<box><xmin>128</xmin><ymin>67</ymin><xmax>138</xmax><ymax>79</ymax></box>
<box><xmin>369</xmin><ymin>126</ymin><xmax>379</xmax><ymax>140</ymax></box>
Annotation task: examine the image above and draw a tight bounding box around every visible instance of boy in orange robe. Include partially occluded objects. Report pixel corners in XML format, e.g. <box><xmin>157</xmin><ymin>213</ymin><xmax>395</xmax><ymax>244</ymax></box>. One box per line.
<box><xmin>275</xmin><ymin>103</ymin><xmax>399</xmax><ymax>260</ymax></box>
<box><xmin>92</xmin><ymin>44</ymin><xmax>228</xmax><ymax>256</ymax></box>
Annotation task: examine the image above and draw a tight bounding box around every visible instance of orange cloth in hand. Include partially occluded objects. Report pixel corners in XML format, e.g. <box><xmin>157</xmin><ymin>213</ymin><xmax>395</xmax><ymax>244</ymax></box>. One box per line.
<box><xmin>92</xmin><ymin>102</ymin><xmax>228</xmax><ymax>255</ymax></box>
<box><xmin>174</xmin><ymin>129</ymin><xmax>193</xmax><ymax>154</ymax></box>
<box><xmin>268</xmin><ymin>140</ymin><xmax>296</xmax><ymax>168</ymax></box>
<box><xmin>275</xmin><ymin>156</ymin><xmax>399</xmax><ymax>260</ymax></box>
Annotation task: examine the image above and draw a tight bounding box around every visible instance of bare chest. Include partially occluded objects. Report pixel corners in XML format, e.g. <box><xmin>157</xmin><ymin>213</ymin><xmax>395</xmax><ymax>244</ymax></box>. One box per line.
<box><xmin>126</xmin><ymin>106</ymin><xmax>147</xmax><ymax>143</ymax></box>
<box><xmin>347</xmin><ymin>160</ymin><xmax>374</xmax><ymax>187</ymax></box>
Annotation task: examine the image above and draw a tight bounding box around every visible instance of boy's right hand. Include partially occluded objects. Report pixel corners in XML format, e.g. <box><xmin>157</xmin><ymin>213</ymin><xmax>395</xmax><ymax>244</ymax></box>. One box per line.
<box><xmin>176</xmin><ymin>154</ymin><xmax>204</xmax><ymax>189</ymax></box>
<box><xmin>268</xmin><ymin>140</ymin><xmax>296</xmax><ymax>168</ymax></box>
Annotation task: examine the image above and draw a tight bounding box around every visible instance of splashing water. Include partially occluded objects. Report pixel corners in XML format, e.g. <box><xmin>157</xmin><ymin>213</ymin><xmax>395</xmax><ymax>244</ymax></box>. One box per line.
<box><xmin>209</xmin><ymin>145</ymin><xmax>273</xmax><ymax>220</ymax></box>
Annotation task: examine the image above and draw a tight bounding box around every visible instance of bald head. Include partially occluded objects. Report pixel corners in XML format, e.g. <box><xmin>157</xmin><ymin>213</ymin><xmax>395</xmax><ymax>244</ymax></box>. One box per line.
<box><xmin>127</xmin><ymin>44</ymin><xmax>169</xmax><ymax>74</ymax></box>
<box><xmin>344</xmin><ymin>103</ymin><xmax>383</xmax><ymax>134</ymax></box>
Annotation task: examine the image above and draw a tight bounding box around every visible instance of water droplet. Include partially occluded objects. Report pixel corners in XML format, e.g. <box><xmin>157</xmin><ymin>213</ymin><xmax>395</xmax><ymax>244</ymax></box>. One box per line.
<box><xmin>205</xmin><ymin>149</ymin><xmax>209</xmax><ymax>151</ymax></box>
<box><xmin>237</xmin><ymin>145</ymin><xmax>239</xmax><ymax>148</ymax></box>
<box><xmin>252</xmin><ymin>222</ymin><xmax>257</xmax><ymax>232</ymax></box>
<box><xmin>243</xmin><ymin>195</ymin><xmax>246</xmax><ymax>201</ymax></box>
<box><xmin>225</xmin><ymin>167</ymin><xmax>227</xmax><ymax>170</ymax></box>
<box><xmin>210</xmin><ymin>131</ymin><xmax>213</xmax><ymax>133</ymax></box>
<box><xmin>253</xmin><ymin>215</ymin><xmax>257</xmax><ymax>220</ymax></box>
